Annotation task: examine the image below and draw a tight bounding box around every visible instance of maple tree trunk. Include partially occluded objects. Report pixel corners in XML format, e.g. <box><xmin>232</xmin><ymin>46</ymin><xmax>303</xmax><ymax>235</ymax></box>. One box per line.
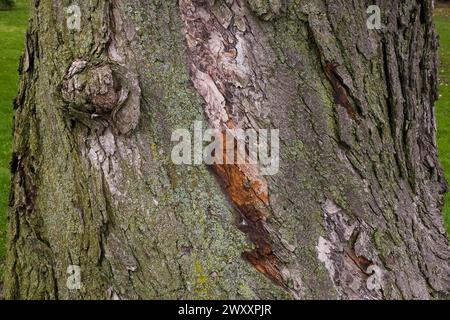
<box><xmin>5</xmin><ymin>0</ymin><xmax>450</xmax><ymax>300</ymax></box>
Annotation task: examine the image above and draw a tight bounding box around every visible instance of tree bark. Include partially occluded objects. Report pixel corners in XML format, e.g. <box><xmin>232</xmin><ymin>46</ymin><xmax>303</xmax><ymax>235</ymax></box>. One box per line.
<box><xmin>5</xmin><ymin>0</ymin><xmax>450</xmax><ymax>300</ymax></box>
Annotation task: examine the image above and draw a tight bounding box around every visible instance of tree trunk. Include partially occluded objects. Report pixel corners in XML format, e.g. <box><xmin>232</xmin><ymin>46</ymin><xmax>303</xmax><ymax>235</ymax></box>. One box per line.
<box><xmin>5</xmin><ymin>0</ymin><xmax>450</xmax><ymax>300</ymax></box>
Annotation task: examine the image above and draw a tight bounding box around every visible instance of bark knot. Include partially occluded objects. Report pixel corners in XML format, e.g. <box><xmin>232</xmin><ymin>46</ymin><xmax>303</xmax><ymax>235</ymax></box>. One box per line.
<box><xmin>61</xmin><ymin>59</ymin><xmax>141</xmax><ymax>134</ymax></box>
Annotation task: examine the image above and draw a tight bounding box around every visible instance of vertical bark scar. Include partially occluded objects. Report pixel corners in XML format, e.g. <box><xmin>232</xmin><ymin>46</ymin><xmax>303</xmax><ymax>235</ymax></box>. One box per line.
<box><xmin>179</xmin><ymin>0</ymin><xmax>286</xmax><ymax>288</ymax></box>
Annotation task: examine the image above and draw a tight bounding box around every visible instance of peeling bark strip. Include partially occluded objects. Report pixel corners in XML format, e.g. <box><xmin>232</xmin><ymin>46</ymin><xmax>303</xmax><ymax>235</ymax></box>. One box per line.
<box><xmin>179</xmin><ymin>0</ymin><xmax>285</xmax><ymax>287</ymax></box>
<box><xmin>317</xmin><ymin>199</ymin><xmax>384</xmax><ymax>299</ymax></box>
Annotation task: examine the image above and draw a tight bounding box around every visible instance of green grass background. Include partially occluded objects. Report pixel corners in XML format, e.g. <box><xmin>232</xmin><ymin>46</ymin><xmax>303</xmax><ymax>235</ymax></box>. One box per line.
<box><xmin>0</xmin><ymin>1</ymin><xmax>449</xmax><ymax>284</ymax></box>
<box><xmin>435</xmin><ymin>5</ymin><xmax>450</xmax><ymax>235</ymax></box>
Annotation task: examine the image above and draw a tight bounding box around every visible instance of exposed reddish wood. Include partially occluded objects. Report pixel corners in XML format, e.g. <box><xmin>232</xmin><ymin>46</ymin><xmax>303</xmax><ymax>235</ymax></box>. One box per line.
<box><xmin>179</xmin><ymin>0</ymin><xmax>286</xmax><ymax>287</ymax></box>
<box><xmin>211</xmin><ymin>133</ymin><xmax>285</xmax><ymax>286</ymax></box>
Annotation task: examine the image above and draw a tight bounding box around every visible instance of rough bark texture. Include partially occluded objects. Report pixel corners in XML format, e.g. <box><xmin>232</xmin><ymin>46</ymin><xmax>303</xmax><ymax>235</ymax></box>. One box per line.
<box><xmin>5</xmin><ymin>0</ymin><xmax>450</xmax><ymax>299</ymax></box>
